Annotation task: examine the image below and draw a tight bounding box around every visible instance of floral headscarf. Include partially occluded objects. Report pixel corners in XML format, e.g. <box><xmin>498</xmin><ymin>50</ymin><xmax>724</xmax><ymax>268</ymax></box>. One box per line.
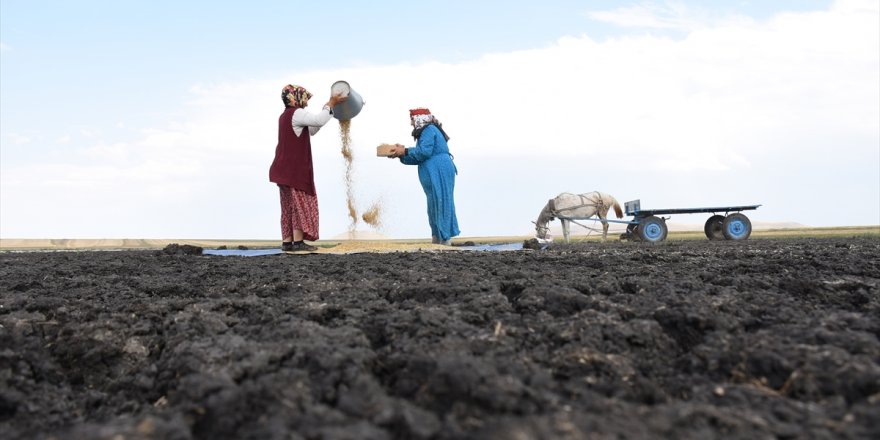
<box><xmin>282</xmin><ymin>84</ymin><xmax>312</xmax><ymax>108</ymax></box>
<box><xmin>409</xmin><ymin>107</ymin><xmax>435</xmax><ymax>130</ymax></box>
<box><xmin>409</xmin><ymin>107</ymin><xmax>450</xmax><ymax>142</ymax></box>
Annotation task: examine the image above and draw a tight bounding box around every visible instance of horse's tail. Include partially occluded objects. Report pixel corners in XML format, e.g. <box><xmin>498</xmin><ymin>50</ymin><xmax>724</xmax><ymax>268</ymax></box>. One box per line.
<box><xmin>611</xmin><ymin>197</ymin><xmax>623</xmax><ymax>219</ymax></box>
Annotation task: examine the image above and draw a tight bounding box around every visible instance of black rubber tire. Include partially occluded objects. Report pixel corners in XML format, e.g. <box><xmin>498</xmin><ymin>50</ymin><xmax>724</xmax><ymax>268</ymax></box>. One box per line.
<box><xmin>704</xmin><ymin>215</ymin><xmax>725</xmax><ymax>241</ymax></box>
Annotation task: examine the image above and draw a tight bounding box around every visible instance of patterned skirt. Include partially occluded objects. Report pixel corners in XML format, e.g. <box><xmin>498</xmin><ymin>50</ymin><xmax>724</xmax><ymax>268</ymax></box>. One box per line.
<box><xmin>278</xmin><ymin>185</ymin><xmax>319</xmax><ymax>241</ymax></box>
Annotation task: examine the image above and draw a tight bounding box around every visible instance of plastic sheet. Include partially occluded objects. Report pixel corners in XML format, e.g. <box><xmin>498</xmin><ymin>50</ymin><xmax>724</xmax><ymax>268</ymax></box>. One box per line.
<box><xmin>202</xmin><ymin>249</ymin><xmax>283</xmax><ymax>257</ymax></box>
<box><xmin>201</xmin><ymin>242</ymin><xmax>527</xmax><ymax>256</ymax></box>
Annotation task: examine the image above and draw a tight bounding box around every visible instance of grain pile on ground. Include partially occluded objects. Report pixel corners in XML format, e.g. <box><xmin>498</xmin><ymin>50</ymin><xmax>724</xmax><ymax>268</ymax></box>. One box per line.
<box><xmin>1</xmin><ymin>237</ymin><xmax>878</xmax><ymax>439</ymax></box>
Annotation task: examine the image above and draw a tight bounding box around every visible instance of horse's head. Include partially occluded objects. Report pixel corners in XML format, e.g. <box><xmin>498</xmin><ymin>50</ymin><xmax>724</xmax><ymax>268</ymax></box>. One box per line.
<box><xmin>533</xmin><ymin>220</ymin><xmax>551</xmax><ymax>239</ymax></box>
<box><xmin>533</xmin><ymin>200</ymin><xmax>557</xmax><ymax>239</ymax></box>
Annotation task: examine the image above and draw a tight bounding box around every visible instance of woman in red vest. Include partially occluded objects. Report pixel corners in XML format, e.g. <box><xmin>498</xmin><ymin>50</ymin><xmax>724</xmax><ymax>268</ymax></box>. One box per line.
<box><xmin>269</xmin><ymin>84</ymin><xmax>346</xmax><ymax>252</ymax></box>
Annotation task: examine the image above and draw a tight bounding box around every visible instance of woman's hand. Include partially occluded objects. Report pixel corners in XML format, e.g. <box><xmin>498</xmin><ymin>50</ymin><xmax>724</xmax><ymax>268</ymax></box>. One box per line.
<box><xmin>327</xmin><ymin>92</ymin><xmax>348</xmax><ymax>108</ymax></box>
<box><xmin>387</xmin><ymin>144</ymin><xmax>406</xmax><ymax>158</ymax></box>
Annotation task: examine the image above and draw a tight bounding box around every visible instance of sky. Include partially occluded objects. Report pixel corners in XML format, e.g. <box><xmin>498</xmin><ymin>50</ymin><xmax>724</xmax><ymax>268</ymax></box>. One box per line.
<box><xmin>1</xmin><ymin>0</ymin><xmax>878</xmax><ymax>240</ymax></box>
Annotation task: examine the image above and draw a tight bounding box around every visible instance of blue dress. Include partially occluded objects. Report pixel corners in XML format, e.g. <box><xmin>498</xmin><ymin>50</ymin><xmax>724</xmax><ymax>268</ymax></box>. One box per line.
<box><xmin>400</xmin><ymin>124</ymin><xmax>460</xmax><ymax>241</ymax></box>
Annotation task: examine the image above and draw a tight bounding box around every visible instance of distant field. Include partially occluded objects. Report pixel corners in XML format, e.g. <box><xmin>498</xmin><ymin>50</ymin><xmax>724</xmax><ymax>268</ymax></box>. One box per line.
<box><xmin>0</xmin><ymin>226</ymin><xmax>877</xmax><ymax>250</ymax></box>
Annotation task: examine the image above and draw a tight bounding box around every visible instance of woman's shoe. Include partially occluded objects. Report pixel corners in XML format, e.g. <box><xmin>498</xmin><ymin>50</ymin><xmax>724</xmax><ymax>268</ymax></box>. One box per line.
<box><xmin>289</xmin><ymin>242</ymin><xmax>318</xmax><ymax>252</ymax></box>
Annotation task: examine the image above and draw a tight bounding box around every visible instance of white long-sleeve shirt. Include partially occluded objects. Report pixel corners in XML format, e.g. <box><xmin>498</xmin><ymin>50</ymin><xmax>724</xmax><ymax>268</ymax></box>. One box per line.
<box><xmin>291</xmin><ymin>105</ymin><xmax>333</xmax><ymax>137</ymax></box>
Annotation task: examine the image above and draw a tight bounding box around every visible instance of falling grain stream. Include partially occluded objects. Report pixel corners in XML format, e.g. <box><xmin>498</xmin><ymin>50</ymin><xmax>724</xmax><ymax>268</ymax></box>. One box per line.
<box><xmin>339</xmin><ymin>120</ymin><xmax>383</xmax><ymax>237</ymax></box>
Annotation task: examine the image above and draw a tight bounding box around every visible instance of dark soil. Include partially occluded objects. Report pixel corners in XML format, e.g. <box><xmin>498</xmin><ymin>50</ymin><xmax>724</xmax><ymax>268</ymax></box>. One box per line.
<box><xmin>1</xmin><ymin>237</ymin><xmax>878</xmax><ymax>440</ymax></box>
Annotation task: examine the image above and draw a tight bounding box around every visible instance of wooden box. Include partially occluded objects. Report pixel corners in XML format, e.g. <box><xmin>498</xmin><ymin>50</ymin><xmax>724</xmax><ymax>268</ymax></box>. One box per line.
<box><xmin>376</xmin><ymin>144</ymin><xmax>396</xmax><ymax>157</ymax></box>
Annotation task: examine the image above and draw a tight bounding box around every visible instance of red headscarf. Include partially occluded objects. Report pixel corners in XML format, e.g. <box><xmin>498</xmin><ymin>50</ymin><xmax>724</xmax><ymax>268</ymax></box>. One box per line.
<box><xmin>409</xmin><ymin>107</ymin><xmax>431</xmax><ymax>117</ymax></box>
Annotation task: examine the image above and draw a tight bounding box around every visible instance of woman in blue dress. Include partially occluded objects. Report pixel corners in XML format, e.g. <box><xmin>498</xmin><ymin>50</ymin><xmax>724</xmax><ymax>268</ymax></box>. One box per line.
<box><xmin>387</xmin><ymin>108</ymin><xmax>460</xmax><ymax>244</ymax></box>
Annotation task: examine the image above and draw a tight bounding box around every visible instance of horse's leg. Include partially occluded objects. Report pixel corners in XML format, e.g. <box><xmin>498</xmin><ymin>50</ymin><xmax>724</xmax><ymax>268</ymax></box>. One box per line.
<box><xmin>562</xmin><ymin>220</ymin><xmax>571</xmax><ymax>244</ymax></box>
<box><xmin>599</xmin><ymin>209</ymin><xmax>609</xmax><ymax>240</ymax></box>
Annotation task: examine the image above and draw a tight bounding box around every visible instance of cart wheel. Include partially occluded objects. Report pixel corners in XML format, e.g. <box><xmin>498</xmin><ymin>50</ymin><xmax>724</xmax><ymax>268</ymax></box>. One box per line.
<box><xmin>704</xmin><ymin>215</ymin><xmax>725</xmax><ymax>240</ymax></box>
<box><xmin>637</xmin><ymin>216</ymin><xmax>667</xmax><ymax>242</ymax></box>
<box><xmin>722</xmin><ymin>213</ymin><xmax>752</xmax><ymax>240</ymax></box>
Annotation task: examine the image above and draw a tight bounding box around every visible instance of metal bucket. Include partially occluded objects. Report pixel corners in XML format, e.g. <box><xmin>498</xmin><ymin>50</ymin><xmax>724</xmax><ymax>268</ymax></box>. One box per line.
<box><xmin>330</xmin><ymin>80</ymin><xmax>365</xmax><ymax>121</ymax></box>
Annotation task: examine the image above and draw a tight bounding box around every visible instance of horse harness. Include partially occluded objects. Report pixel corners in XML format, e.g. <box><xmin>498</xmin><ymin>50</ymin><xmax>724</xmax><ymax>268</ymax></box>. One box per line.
<box><xmin>547</xmin><ymin>193</ymin><xmax>613</xmax><ymax>235</ymax></box>
<box><xmin>549</xmin><ymin>193</ymin><xmax>606</xmax><ymax>220</ymax></box>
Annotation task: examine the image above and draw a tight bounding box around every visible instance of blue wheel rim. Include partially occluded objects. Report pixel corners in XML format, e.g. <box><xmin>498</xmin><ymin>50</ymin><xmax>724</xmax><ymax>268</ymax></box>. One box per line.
<box><xmin>644</xmin><ymin>223</ymin><xmax>663</xmax><ymax>240</ymax></box>
<box><xmin>726</xmin><ymin>220</ymin><xmax>747</xmax><ymax>238</ymax></box>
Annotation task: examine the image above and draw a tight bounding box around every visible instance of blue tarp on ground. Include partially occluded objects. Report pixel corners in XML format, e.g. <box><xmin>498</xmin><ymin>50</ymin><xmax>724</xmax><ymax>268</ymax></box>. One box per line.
<box><xmin>202</xmin><ymin>249</ymin><xmax>283</xmax><ymax>257</ymax></box>
<box><xmin>457</xmin><ymin>242</ymin><xmax>524</xmax><ymax>251</ymax></box>
<box><xmin>201</xmin><ymin>242</ymin><xmax>526</xmax><ymax>256</ymax></box>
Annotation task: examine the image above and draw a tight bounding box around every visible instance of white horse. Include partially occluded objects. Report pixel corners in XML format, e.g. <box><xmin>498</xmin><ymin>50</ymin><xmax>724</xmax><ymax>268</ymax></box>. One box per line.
<box><xmin>533</xmin><ymin>192</ymin><xmax>624</xmax><ymax>243</ymax></box>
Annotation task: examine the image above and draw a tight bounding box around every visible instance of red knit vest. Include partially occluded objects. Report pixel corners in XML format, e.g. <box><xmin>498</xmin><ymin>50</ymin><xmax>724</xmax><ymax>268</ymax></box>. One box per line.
<box><xmin>269</xmin><ymin>107</ymin><xmax>315</xmax><ymax>195</ymax></box>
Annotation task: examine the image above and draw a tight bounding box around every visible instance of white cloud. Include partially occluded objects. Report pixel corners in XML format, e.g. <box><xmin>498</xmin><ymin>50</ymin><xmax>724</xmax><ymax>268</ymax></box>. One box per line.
<box><xmin>1</xmin><ymin>1</ymin><xmax>878</xmax><ymax>238</ymax></box>
<box><xmin>4</xmin><ymin>133</ymin><xmax>32</xmax><ymax>145</ymax></box>
<box><xmin>587</xmin><ymin>1</ymin><xmax>720</xmax><ymax>32</ymax></box>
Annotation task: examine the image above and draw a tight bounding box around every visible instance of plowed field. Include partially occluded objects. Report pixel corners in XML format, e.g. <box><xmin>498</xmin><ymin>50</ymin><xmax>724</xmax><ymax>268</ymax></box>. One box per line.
<box><xmin>2</xmin><ymin>237</ymin><xmax>878</xmax><ymax>439</ymax></box>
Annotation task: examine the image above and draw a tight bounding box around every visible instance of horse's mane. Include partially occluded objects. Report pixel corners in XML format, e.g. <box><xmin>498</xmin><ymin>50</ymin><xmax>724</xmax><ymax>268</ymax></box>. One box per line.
<box><xmin>537</xmin><ymin>201</ymin><xmax>555</xmax><ymax>223</ymax></box>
